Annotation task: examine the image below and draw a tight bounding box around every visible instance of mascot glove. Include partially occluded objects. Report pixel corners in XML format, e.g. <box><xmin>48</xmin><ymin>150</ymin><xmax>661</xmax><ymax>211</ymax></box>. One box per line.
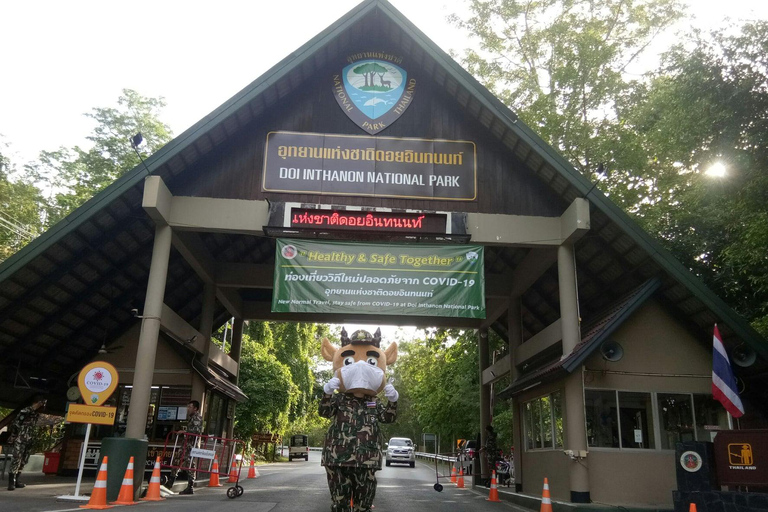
<box><xmin>384</xmin><ymin>383</ymin><xmax>399</xmax><ymax>402</ymax></box>
<box><xmin>323</xmin><ymin>376</ymin><xmax>341</xmax><ymax>395</ymax></box>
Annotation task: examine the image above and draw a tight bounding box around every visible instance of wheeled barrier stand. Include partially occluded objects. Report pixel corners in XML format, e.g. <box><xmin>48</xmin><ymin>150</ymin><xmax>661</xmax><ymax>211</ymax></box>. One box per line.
<box><xmin>161</xmin><ymin>431</ymin><xmax>246</xmax><ymax>499</ymax></box>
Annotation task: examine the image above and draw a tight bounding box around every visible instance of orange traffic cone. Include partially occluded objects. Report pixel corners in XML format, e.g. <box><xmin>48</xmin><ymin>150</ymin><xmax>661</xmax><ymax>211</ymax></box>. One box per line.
<box><xmin>227</xmin><ymin>458</ymin><xmax>239</xmax><ymax>483</ymax></box>
<box><xmin>141</xmin><ymin>457</ymin><xmax>165</xmax><ymax>501</ymax></box>
<box><xmin>208</xmin><ymin>457</ymin><xmax>222</xmax><ymax>487</ymax></box>
<box><xmin>689</xmin><ymin>505</ymin><xmax>697</xmax><ymax>512</ymax></box>
<box><xmin>247</xmin><ymin>456</ymin><xmax>257</xmax><ymax>479</ymax></box>
<box><xmin>80</xmin><ymin>456</ymin><xmax>113</xmax><ymax>510</ymax></box>
<box><xmin>540</xmin><ymin>477</ymin><xmax>553</xmax><ymax>512</ymax></box>
<box><xmin>450</xmin><ymin>465</ymin><xmax>457</xmax><ymax>483</ymax></box>
<box><xmin>110</xmin><ymin>456</ymin><xmax>138</xmax><ymax>505</ymax></box>
<box><xmin>487</xmin><ymin>470</ymin><xmax>501</xmax><ymax>502</ymax></box>
<box><xmin>457</xmin><ymin>467</ymin><xmax>465</xmax><ymax>488</ymax></box>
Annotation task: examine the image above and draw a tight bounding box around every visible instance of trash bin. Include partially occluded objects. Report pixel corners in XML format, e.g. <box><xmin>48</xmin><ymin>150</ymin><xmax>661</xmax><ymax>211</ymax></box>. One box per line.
<box><xmin>99</xmin><ymin>437</ymin><xmax>148</xmax><ymax>502</ymax></box>
<box><xmin>43</xmin><ymin>452</ymin><xmax>61</xmax><ymax>474</ymax></box>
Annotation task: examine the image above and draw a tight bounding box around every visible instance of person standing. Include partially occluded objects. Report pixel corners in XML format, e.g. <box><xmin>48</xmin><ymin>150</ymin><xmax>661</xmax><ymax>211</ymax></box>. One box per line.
<box><xmin>7</xmin><ymin>396</ymin><xmax>46</xmax><ymax>491</ymax></box>
<box><xmin>480</xmin><ymin>424</ymin><xmax>499</xmax><ymax>481</ymax></box>
<box><xmin>169</xmin><ymin>400</ymin><xmax>204</xmax><ymax>495</ymax></box>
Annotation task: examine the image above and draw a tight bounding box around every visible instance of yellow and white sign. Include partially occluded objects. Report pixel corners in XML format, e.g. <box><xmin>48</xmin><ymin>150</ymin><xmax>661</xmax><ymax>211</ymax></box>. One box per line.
<box><xmin>66</xmin><ymin>404</ymin><xmax>117</xmax><ymax>426</ymax></box>
<box><xmin>77</xmin><ymin>361</ymin><xmax>118</xmax><ymax>406</ymax></box>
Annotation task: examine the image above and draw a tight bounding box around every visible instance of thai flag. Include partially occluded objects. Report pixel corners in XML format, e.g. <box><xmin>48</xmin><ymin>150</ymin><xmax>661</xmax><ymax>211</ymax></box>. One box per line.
<box><xmin>712</xmin><ymin>324</ymin><xmax>745</xmax><ymax>418</ymax></box>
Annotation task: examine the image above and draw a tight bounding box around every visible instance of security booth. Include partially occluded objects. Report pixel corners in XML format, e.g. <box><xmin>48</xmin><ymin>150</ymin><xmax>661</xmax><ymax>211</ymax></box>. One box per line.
<box><xmin>56</xmin><ymin>327</ymin><xmax>246</xmax><ymax>477</ymax></box>
<box><xmin>0</xmin><ymin>0</ymin><xmax>766</xmax><ymax>508</ymax></box>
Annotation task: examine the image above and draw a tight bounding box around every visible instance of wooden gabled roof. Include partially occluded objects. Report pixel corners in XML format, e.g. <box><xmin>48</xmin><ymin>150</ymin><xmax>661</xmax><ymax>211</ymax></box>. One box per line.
<box><xmin>0</xmin><ymin>0</ymin><xmax>764</xmax><ymax>409</ymax></box>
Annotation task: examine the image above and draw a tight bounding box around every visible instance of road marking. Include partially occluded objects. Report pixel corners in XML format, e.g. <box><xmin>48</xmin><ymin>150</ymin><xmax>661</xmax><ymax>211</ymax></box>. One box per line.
<box><xmin>44</xmin><ymin>508</ymin><xmax>97</xmax><ymax>512</ymax></box>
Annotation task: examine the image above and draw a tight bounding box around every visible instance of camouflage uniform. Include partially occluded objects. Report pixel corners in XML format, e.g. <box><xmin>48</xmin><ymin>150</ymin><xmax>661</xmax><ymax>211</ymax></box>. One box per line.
<box><xmin>319</xmin><ymin>392</ymin><xmax>397</xmax><ymax>512</ymax></box>
<box><xmin>173</xmin><ymin>411</ymin><xmax>204</xmax><ymax>481</ymax></box>
<box><xmin>9</xmin><ymin>406</ymin><xmax>38</xmax><ymax>474</ymax></box>
<box><xmin>485</xmin><ymin>429</ymin><xmax>498</xmax><ymax>464</ymax></box>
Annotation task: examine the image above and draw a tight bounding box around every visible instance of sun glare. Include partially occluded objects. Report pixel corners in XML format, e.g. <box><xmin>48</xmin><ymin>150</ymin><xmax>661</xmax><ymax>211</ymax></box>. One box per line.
<box><xmin>705</xmin><ymin>162</ymin><xmax>727</xmax><ymax>178</ymax></box>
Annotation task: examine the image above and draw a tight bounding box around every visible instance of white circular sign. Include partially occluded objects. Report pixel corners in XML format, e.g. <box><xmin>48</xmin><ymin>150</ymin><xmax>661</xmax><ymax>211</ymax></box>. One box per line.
<box><xmin>680</xmin><ymin>450</ymin><xmax>703</xmax><ymax>472</ymax></box>
<box><xmin>83</xmin><ymin>367</ymin><xmax>114</xmax><ymax>393</ymax></box>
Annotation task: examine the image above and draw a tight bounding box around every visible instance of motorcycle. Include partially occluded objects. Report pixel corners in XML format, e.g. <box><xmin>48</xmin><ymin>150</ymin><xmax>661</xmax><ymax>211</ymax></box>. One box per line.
<box><xmin>495</xmin><ymin>454</ymin><xmax>514</xmax><ymax>487</ymax></box>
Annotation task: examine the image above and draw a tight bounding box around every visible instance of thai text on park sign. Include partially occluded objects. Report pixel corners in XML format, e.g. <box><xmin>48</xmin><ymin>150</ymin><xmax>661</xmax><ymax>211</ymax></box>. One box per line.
<box><xmin>272</xmin><ymin>239</ymin><xmax>485</xmax><ymax>319</ymax></box>
<box><xmin>262</xmin><ymin>131</ymin><xmax>477</xmax><ymax>201</ymax></box>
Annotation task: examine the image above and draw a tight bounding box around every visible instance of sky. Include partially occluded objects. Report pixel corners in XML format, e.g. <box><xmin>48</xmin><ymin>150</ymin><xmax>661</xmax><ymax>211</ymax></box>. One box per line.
<box><xmin>2</xmin><ymin>0</ymin><xmax>768</xmax><ymax>168</ymax></box>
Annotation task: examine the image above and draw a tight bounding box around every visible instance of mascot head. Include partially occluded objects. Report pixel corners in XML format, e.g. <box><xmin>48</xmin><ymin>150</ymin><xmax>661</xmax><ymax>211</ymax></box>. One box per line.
<box><xmin>321</xmin><ymin>327</ymin><xmax>398</xmax><ymax>397</ymax></box>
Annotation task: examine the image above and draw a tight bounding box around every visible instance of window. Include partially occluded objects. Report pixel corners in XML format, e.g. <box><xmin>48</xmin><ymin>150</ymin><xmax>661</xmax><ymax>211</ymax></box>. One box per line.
<box><xmin>586</xmin><ymin>390</ymin><xmax>654</xmax><ymax>449</ymax></box>
<box><xmin>693</xmin><ymin>394</ymin><xmax>730</xmax><ymax>441</ymax></box>
<box><xmin>658</xmin><ymin>393</ymin><xmax>695</xmax><ymax>450</ymax></box>
<box><xmin>585</xmin><ymin>389</ymin><xmax>619</xmax><ymax>448</ymax></box>
<box><xmin>618</xmin><ymin>392</ymin><xmax>654</xmax><ymax>449</ymax></box>
<box><xmin>587</xmin><ymin>390</ymin><xmax>725</xmax><ymax>450</ymax></box>
<box><xmin>206</xmin><ymin>392</ymin><xmax>226</xmax><ymax>437</ymax></box>
<box><xmin>524</xmin><ymin>391</ymin><xmax>563</xmax><ymax>450</ymax></box>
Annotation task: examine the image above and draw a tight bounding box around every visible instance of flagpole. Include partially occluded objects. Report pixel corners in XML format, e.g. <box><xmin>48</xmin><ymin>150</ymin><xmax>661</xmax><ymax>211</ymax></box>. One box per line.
<box><xmin>727</xmin><ymin>412</ymin><xmax>733</xmax><ymax>430</ymax></box>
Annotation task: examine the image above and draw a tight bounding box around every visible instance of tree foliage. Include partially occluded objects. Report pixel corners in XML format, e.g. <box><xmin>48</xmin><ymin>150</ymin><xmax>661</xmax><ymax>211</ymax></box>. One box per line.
<box><xmin>353</xmin><ymin>62</ymin><xmax>388</xmax><ymax>88</ymax></box>
<box><xmin>240</xmin><ymin>321</ymin><xmax>330</xmax><ymax>441</ymax></box>
<box><xmin>391</xmin><ymin>329</ymin><xmax>509</xmax><ymax>448</ymax></box>
<box><xmin>233</xmin><ymin>333</ymin><xmax>297</xmax><ymax>440</ymax></box>
<box><xmin>0</xmin><ymin>145</ymin><xmax>45</xmax><ymax>262</ymax></box>
<box><xmin>451</xmin><ymin>0</ymin><xmax>684</xmax><ymax>186</ymax></box>
<box><xmin>26</xmin><ymin>89</ymin><xmax>172</xmax><ymax>225</ymax></box>
<box><xmin>626</xmin><ymin>21</ymin><xmax>768</xmax><ymax>335</ymax></box>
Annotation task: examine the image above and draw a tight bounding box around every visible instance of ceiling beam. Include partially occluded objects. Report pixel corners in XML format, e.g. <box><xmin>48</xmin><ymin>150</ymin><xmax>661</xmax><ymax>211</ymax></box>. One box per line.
<box><xmin>479</xmin><ymin>248</ymin><xmax>558</xmax><ymax>329</ymax></box>
<box><xmin>241</xmin><ymin>301</ymin><xmax>482</xmax><ymax>328</ymax></box>
<box><xmin>172</xmin><ymin>232</ymin><xmax>243</xmax><ymax>318</ymax></box>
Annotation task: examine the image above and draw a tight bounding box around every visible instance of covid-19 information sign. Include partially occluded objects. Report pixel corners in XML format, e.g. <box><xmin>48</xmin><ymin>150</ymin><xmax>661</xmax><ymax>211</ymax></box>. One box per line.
<box><xmin>272</xmin><ymin>239</ymin><xmax>485</xmax><ymax>318</ymax></box>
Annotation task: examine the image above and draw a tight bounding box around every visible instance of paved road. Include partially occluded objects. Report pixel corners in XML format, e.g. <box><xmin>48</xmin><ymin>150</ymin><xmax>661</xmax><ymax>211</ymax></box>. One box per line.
<box><xmin>0</xmin><ymin>452</ymin><xmax>524</xmax><ymax>512</ymax></box>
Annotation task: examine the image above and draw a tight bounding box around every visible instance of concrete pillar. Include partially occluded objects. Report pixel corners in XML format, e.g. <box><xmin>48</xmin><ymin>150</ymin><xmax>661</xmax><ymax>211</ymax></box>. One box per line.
<box><xmin>230</xmin><ymin>318</ymin><xmax>244</xmax><ymax>364</ymax></box>
<box><xmin>507</xmin><ymin>300</ymin><xmax>524</xmax><ymax>491</ymax></box>
<box><xmin>558</xmin><ymin>241</ymin><xmax>589</xmax><ymax>502</ymax></box>
<box><xmin>226</xmin><ymin>318</ymin><xmax>244</xmax><ymax>441</ymax></box>
<box><xmin>477</xmin><ymin>328</ymin><xmax>491</xmax><ymax>481</ymax></box>
<box><xmin>508</xmin><ymin>299</ymin><xmax>523</xmax><ymax>382</ymax></box>
<box><xmin>511</xmin><ymin>397</ymin><xmax>523</xmax><ymax>492</ymax></box>
<box><xmin>125</xmin><ymin>224</ymin><xmax>172</xmax><ymax>439</ymax></box>
<box><xmin>191</xmin><ymin>374</ymin><xmax>207</xmax><ymax>417</ymax></box>
<box><xmin>558</xmin><ymin>242</ymin><xmax>580</xmax><ymax>354</ymax></box>
<box><xmin>199</xmin><ymin>282</ymin><xmax>216</xmax><ymax>360</ymax></box>
<box><xmin>564</xmin><ymin>369</ymin><xmax>590</xmax><ymax>502</ymax></box>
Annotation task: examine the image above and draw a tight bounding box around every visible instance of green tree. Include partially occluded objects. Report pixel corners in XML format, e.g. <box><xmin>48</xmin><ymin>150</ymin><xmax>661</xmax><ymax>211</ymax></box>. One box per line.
<box><xmin>390</xmin><ymin>328</ymin><xmax>513</xmax><ymax>451</ymax></box>
<box><xmin>450</xmin><ymin>0</ymin><xmax>684</xmax><ymax>200</ymax></box>
<box><xmin>0</xmin><ymin>144</ymin><xmax>45</xmax><ymax>261</ymax></box>
<box><xmin>353</xmin><ymin>62</ymin><xmax>388</xmax><ymax>88</ymax></box>
<box><xmin>234</xmin><ymin>333</ymin><xmax>298</xmax><ymax>441</ymax></box>
<box><xmin>244</xmin><ymin>321</ymin><xmax>327</xmax><ymax>424</ymax></box>
<box><xmin>26</xmin><ymin>89</ymin><xmax>172</xmax><ymax>225</ymax></box>
<box><xmin>626</xmin><ymin>21</ymin><xmax>768</xmax><ymax>335</ymax></box>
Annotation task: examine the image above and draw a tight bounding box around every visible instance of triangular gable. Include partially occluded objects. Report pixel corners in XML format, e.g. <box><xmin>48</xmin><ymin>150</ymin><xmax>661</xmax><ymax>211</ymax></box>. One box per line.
<box><xmin>0</xmin><ymin>0</ymin><xmax>764</xmax><ymax>407</ymax></box>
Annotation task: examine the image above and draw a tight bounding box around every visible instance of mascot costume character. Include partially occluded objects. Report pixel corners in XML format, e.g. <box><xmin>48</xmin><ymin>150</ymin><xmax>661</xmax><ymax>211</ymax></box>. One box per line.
<box><xmin>319</xmin><ymin>327</ymin><xmax>399</xmax><ymax>512</ymax></box>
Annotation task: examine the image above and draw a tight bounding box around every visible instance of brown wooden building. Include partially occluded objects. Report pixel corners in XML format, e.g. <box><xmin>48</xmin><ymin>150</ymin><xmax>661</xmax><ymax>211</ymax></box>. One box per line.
<box><xmin>0</xmin><ymin>0</ymin><xmax>766</xmax><ymax>506</ymax></box>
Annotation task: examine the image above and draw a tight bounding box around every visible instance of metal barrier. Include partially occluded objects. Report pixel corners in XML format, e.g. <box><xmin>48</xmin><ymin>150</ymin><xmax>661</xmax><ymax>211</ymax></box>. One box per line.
<box><xmin>161</xmin><ymin>431</ymin><xmax>246</xmax><ymax>499</ymax></box>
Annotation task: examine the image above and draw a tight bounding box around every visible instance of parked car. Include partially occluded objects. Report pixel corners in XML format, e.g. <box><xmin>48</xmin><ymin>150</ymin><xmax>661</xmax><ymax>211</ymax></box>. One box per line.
<box><xmin>386</xmin><ymin>437</ymin><xmax>415</xmax><ymax>467</ymax></box>
<box><xmin>288</xmin><ymin>434</ymin><xmax>309</xmax><ymax>461</ymax></box>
